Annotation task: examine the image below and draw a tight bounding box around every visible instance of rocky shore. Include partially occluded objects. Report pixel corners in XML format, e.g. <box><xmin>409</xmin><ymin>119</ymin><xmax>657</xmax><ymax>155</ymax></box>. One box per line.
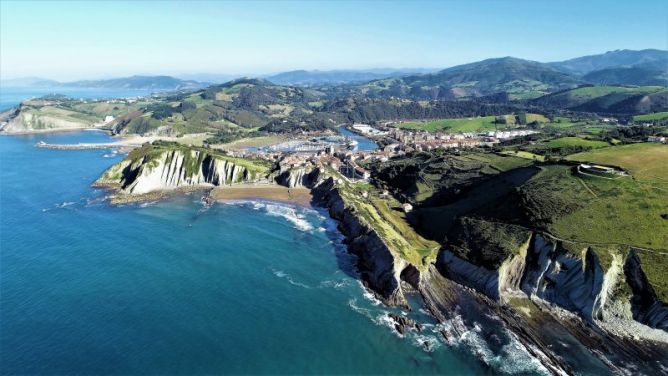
<box><xmin>93</xmin><ymin>150</ymin><xmax>668</xmax><ymax>374</ymax></box>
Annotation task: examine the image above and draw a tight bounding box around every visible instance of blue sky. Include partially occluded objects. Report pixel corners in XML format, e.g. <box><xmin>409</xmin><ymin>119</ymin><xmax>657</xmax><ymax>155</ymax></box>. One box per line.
<box><xmin>1</xmin><ymin>0</ymin><xmax>666</xmax><ymax>80</ymax></box>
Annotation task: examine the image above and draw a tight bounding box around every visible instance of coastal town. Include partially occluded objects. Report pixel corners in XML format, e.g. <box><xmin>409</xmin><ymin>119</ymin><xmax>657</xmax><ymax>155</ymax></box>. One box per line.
<box><xmin>214</xmin><ymin>122</ymin><xmax>539</xmax><ymax>183</ymax></box>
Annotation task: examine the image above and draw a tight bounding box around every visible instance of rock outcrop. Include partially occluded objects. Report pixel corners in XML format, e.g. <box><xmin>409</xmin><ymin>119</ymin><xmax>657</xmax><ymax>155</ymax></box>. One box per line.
<box><xmin>94</xmin><ymin>145</ymin><xmax>268</xmax><ymax>196</ymax></box>
<box><xmin>434</xmin><ymin>233</ymin><xmax>668</xmax><ymax>340</ymax></box>
<box><xmin>274</xmin><ymin>167</ymin><xmax>321</xmax><ymax>188</ymax></box>
<box><xmin>312</xmin><ymin>177</ymin><xmax>420</xmax><ymax>307</ymax></box>
<box><xmin>0</xmin><ymin>104</ymin><xmax>101</xmax><ymax>133</ymax></box>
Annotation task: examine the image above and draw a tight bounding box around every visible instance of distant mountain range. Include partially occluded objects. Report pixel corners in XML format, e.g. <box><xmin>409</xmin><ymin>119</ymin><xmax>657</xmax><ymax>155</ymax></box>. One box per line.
<box><xmin>347</xmin><ymin>57</ymin><xmax>581</xmax><ymax>100</ymax></box>
<box><xmin>344</xmin><ymin>49</ymin><xmax>667</xmax><ymax>100</ymax></box>
<box><xmin>1</xmin><ymin>75</ymin><xmax>207</xmax><ymax>90</ymax></box>
<box><xmin>2</xmin><ymin>49</ymin><xmax>665</xmax><ymax>98</ymax></box>
<box><xmin>550</xmin><ymin>49</ymin><xmax>668</xmax><ymax>87</ymax></box>
<box><xmin>264</xmin><ymin>68</ymin><xmax>437</xmax><ymax>86</ymax></box>
<box><xmin>548</xmin><ymin>49</ymin><xmax>667</xmax><ymax>75</ymax></box>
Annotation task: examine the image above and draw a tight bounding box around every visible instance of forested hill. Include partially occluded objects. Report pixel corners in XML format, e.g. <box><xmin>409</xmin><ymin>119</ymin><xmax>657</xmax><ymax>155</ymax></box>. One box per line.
<box><xmin>342</xmin><ymin>57</ymin><xmax>582</xmax><ymax>100</ymax></box>
<box><xmin>549</xmin><ymin>49</ymin><xmax>668</xmax><ymax>75</ymax></box>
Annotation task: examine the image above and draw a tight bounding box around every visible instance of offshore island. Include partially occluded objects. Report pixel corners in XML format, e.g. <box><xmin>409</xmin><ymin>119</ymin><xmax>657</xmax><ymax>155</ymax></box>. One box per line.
<box><xmin>2</xmin><ymin>52</ymin><xmax>668</xmax><ymax>375</ymax></box>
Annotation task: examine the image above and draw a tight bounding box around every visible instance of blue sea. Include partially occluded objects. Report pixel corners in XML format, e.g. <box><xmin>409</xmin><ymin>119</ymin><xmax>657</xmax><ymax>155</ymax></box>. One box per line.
<box><xmin>0</xmin><ymin>90</ymin><xmax>548</xmax><ymax>374</ymax></box>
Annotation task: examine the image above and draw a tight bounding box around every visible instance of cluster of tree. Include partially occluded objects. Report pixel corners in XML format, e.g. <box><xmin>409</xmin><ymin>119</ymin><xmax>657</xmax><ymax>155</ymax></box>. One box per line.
<box><xmin>321</xmin><ymin>98</ymin><xmax>523</xmax><ymax>123</ymax></box>
<box><xmin>604</xmin><ymin>125</ymin><xmax>668</xmax><ymax>142</ymax></box>
<box><xmin>259</xmin><ymin>116</ymin><xmax>334</xmax><ymax>133</ymax></box>
<box><xmin>204</xmin><ymin>129</ymin><xmax>264</xmax><ymax>145</ymax></box>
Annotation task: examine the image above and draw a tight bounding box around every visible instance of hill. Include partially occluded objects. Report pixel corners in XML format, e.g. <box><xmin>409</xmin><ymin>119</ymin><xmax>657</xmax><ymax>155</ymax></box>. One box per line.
<box><xmin>531</xmin><ymin>85</ymin><xmax>668</xmax><ymax>115</ymax></box>
<box><xmin>0</xmin><ymin>79</ymin><xmax>340</xmax><ymax>137</ymax></box>
<box><xmin>582</xmin><ymin>65</ymin><xmax>668</xmax><ymax>86</ymax></box>
<box><xmin>63</xmin><ymin>75</ymin><xmax>206</xmax><ymax>90</ymax></box>
<box><xmin>369</xmin><ymin>146</ymin><xmax>668</xmax><ymax>308</ymax></box>
<box><xmin>1</xmin><ymin>75</ymin><xmax>207</xmax><ymax>90</ymax></box>
<box><xmin>0</xmin><ymin>77</ymin><xmax>60</xmax><ymax>87</ymax></box>
<box><xmin>266</xmin><ymin>69</ymin><xmax>434</xmax><ymax>86</ymax></box>
<box><xmin>351</xmin><ymin>57</ymin><xmax>581</xmax><ymax>100</ymax></box>
<box><xmin>550</xmin><ymin>49</ymin><xmax>668</xmax><ymax>75</ymax></box>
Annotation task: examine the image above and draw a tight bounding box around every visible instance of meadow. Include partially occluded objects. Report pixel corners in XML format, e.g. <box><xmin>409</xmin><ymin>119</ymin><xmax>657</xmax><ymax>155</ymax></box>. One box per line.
<box><xmin>397</xmin><ymin>113</ymin><xmax>547</xmax><ymax>133</ymax></box>
<box><xmin>633</xmin><ymin>112</ymin><xmax>668</xmax><ymax>122</ymax></box>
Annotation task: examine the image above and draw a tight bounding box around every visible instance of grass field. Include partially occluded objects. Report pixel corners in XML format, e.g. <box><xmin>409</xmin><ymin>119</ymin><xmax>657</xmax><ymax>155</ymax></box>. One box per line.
<box><xmin>566</xmin><ymin>143</ymin><xmax>668</xmax><ymax>181</ymax></box>
<box><xmin>500</xmin><ymin>150</ymin><xmax>546</xmax><ymax>161</ymax></box>
<box><xmin>213</xmin><ymin>135</ymin><xmax>286</xmax><ymax>150</ymax></box>
<box><xmin>633</xmin><ymin>112</ymin><xmax>668</xmax><ymax>122</ymax></box>
<box><xmin>565</xmin><ymin>85</ymin><xmax>664</xmax><ymax>99</ymax></box>
<box><xmin>397</xmin><ymin>113</ymin><xmax>546</xmax><ymax>133</ymax></box>
<box><xmin>545</xmin><ymin>137</ymin><xmax>609</xmax><ymax>149</ymax></box>
<box><xmin>337</xmin><ymin>176</ymin><xmax>440</xmax><ymax>268</ymax></box>
<box><xmin>552</xmin><ymin>144</ymin><xmax>668</xmax><ymax>274</ymax></box>
<box><xmin>398</xmin><ymin>115</ymin><xmax>503</xmax><ymax>132</ymax></box>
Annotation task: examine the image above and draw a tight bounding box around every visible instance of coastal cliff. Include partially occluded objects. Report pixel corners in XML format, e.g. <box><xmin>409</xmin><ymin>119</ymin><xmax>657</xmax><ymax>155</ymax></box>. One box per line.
<box><xmin>311</xmin><ymin>176</ymin><xmax>437</xmax><ymax>307</ymax></box>
<box><xmin>94</xmin><ymin>142</ymin><xmax>270</xmax><ymax>199</ymax></box>
<box><xmin>0</xmin><ymin>102</ymin><xmax>106</xmax><ymax>133</ymax></box>
<box><xmin>435</xmin><ymin>233</ymin><xmax>668</xmax><ymax>340</ymax></box>
<box><xmin>302</xmin><ymin>165</ymin><xmax>667</xmax><ymax>341</ymax></box>
<box><xmin>274</xmin><ymin>166</ymin><xmax>321</xmax><ymax>188</ymax></box>
<box><xmin>303</xmin><ymin>164</ymin><xmax>668</xmax><ymax>373</ymax></box>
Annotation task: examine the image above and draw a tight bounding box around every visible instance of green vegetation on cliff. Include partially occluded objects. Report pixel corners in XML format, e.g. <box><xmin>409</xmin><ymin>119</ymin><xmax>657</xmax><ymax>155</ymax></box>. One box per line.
<box><xmin>333</xmin><ymin>173</ymin><xmax>439</xmax><ymax>269</ymax></box>
<box><xmin>369</xmin><ymin>151</ymin><xmax>532</xmax><ymax>206</ymax></box>
<box><xmin>122</xmin><ymin>141</ymin><xmax>271</xmax><ymax>181</ymax></box>
<box><xmin>371</xmin><ymin>145</ymin><xmax>668</xmax><ymax>298</ymax></box>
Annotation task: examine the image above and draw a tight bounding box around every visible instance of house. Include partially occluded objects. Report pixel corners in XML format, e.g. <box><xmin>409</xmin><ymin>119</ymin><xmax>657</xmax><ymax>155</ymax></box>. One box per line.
<box><xmin>648</xmin><ymin>136</ymin><xmax>667</xmax><ymax>143</ymax></box>
<box><xmin>354</xmin><ymin>166</ymin><xmax>370</xmax><ymax>180</ymax></box>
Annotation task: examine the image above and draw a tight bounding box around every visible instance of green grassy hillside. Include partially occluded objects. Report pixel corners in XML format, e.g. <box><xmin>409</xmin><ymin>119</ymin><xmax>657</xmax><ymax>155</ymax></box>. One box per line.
<box><xmin>532</xmin><ymin>85</ymin><xmax>668</xmax><ymax>114</ymax></box>
<box><xmin>397</xmin><ymin>113</ymin><xmax>548</xmax><ymax>132</ymax></box>
<box><xmin>370</xmin><ymin>146</ymin><xmax>668</xmax><ymax>298</ymax></box>
<box><xmin>633</xmin><ymin>111</ymin><xmax>668</xmax><ymax>122</ymax></box>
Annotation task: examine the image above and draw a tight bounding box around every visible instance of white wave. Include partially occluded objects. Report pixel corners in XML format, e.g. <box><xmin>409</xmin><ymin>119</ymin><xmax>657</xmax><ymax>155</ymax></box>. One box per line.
<box><xmin>412</xmin><ymin>333</ymin><xmax>442</xmax><ymax>352</ymax></box>
<box><xmin>227</xmin><ymin>200</ymin><xmax>315</xmax><ymax>232</ymax></box>
<box><xmin>273</xmin><ymin>269</ymin><xmax>287</xmax><ymax>278</ymax></box>
<box><xmin>357</xmin><ymin>280</ymin><xmax>382</xmax><ymax>306</ymax></box>
<box><xmin>320</xmin><ymin>279</ymin><xmax>352</xmax><ymax>290</ymax></box>
<box><xmin>271</xmin><ymin>268</ymin><xmax>311</xmax><ymax>289</ymax></box>
<box><xmin>427</xmin><ymin>312</ymin><xmax>549</xmax><ymax>375</ymax></box>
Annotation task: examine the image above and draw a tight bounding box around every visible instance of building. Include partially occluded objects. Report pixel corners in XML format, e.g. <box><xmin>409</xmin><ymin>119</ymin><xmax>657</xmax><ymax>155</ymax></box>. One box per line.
<box><xmin>648</xmin><ymin>136</ymin><xmax>667</xmax><ymax>143</ymax></box>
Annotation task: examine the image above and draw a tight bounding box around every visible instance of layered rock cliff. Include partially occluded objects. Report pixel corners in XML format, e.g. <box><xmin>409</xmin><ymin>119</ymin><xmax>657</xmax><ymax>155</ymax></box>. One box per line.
<box><xmin>434</xmin><ymin>233</ymin><xmax>668</xmax><ymax>341</ymax></box>
<box><xmin>312</xmin><ymin>177</ymin><xmax>428</xmax><ymax>307</ymax></box>
<box><xmin>274</xmin><ymin>166</ymin><xmax>321</xmax><ymax>188</ymax></box>
<box><xmin>94</xmin><ymin>143</ymin><xmax>269</xmax><ymax>196</ymax></box>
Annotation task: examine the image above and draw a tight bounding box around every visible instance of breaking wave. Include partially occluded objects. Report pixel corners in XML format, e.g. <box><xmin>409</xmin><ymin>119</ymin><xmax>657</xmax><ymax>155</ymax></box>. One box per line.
<box><xmin>223</xmin><ymin>200</ymin><xmax>316</xmax><ymax>232</ymax></box>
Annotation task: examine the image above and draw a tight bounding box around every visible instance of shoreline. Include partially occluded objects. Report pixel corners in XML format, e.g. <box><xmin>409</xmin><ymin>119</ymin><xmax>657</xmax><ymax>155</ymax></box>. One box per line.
<box><xmin>209</xmin><ymin>184</ymin><xmax>313</xmax><ymax>207</ymax></box>
<box><xmin>0</xmin><ymin>127</ymin><xmax>113</xmax><ymax>136</ymax></box>
<box><xmin>96</xmin><ymin>182</ymin><xmax>314</xmax><ymax>208</ymax></box>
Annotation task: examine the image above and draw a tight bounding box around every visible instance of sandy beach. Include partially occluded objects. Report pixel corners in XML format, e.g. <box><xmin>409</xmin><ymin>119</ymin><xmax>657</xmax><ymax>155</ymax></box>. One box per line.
<box><xmin>210</xmin><ymin>184</ymin><xmax>313</xmax><ymax>206</ymax></box>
